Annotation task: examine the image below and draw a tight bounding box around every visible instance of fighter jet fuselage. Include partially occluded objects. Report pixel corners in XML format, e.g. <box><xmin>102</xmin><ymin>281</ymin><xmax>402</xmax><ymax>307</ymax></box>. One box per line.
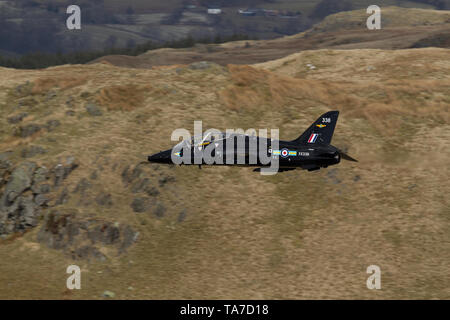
<box><xmin>148</xmin><ymin>111</ymin><xmax>357</xmax><ymax>172</ymax></box>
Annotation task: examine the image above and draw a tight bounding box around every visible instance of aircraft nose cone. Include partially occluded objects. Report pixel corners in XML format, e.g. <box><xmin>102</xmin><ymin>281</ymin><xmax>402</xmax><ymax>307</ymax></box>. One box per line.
<box><xmin>148</xmin><ymin>150</ymin><xmax>171</xmax><ymax>164</ymax></box>
<box><xmin>148</xmin><ymin>153</ymin><xmax>160</xmax><ymax>163</ymax></box>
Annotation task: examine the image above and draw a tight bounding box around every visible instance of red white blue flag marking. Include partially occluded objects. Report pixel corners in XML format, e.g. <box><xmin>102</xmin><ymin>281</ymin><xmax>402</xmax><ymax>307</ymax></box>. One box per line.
<box><xmin>308</xmin><ymin>133</ymin><xmax>319</xmax><ymax>143</ymax></box>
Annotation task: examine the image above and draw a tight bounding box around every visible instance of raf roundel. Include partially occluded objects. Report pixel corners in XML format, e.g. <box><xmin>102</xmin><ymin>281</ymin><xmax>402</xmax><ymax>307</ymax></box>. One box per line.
<box><xmin>280</xmin><ymin>148</ymin><xmax>289</xmax><ymax>158</ymax></box>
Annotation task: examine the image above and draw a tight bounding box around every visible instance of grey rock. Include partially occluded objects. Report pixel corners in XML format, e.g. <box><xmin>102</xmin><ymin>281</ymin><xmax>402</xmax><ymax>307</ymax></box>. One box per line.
<box><xmin>34</xmin><ymin>194</ymin><xmax>49</xmax><ymax>206</ymax></box>
<box><xmin>0</xmin><ymin>152</ymin><xmax>12</xmax><ymax>160</ymax></box>
<box><xmin>66</xmin><ymin>156</ymin><xmax>76</xmax><ymax>167</ymax></box>
<box><xmin>19</xmin><ymin>195</ymin><xmax>37</xmax><ymax>227</ymax></box>
<box><xmin>178</xmin><ymin>209</ymin><xmax>187</xmax><ymax>222</ymax></box>
<box><xmin>130</xmin><ymin>165</ymin><xmax>144</xmax><ymax>182</ymax></box>
<box><xmin>45</xmin><ymin>91</ymin><xmax>57</xmax><ymax>101</ymax></box>
<box><xmin>21</xmin><ymin>145</ymin><xmax>47</xmax><ymax>158</ymax></box>
<box><xmin>7</xmin><ymin>113</ymin><xmax>28</xmax><ymax>124</ymax></box>
<box><xmin>3</xmin><ymin>197</ymin><xmax>19</xmax><ymax>216</ymax></box>
<box><xmin>131</xmin><ymin>178</ymin><xmax>150</xmax><ymax>193</ymax></box>
<box><xmin>103</xmin><ymin>225</ymin><xmax>120</xmax><ymax>245</ymax></box>
<box><xmin>102</xmin><ymin>291</ymin><xmax>115</xmax><ymax>298</ymax></box>
<box><xmin>64</xmin><ymin>157</ymin><xmax>79</xmax><ymax>177</ymax></box>
<box><xmin>0</xmin><ymin>174</ymin><xmax>5</xmax><ymax>188</ymax></box>
<box><xmin>15</xmin><ymin>82</ymin><xmax>32</xmax><ymax>96</ymax></box>
<box><xmin>14</xmin><ymin>124</ymin><xmax>41</xmax><ymax>138</ymax></box>
<box><xmin>53</xmin><ymin>164</ymin><xmax>65</xmax><ymax>187</ymax></box>
<box><xmin>88</xmin><ymin>223</ymin><xmax>120</xmax><ymax>245</ymax></box>
<box><xmin>73</xmin><ymin>245</ymin><xmax>106</xmax><ymax>261</ymax></box>
<box><xmin>159</xmin><ymin>175</ymin><xmax>175</xmax><ymax>187</ymax></box>
<box><xmin>153</xmin><ymin>203</ymin><xmax>165</xmax><ymax>218</ymax></box>
<box><xmin>189</xmin><ymin>61</ymin><xmax>213</xmax><ymax>70</ymax></box>
<box><xmin>3</xmin><ymin>162</ymin><xmax>36</xmax><ymax>205</ymax></box>
<box><xmin>53</xmin><ymin>157</ymin><xmax>79</xmax><ymax>187</ymax></box>
<box><xmin>131</xmin><ymin>197</ymin><xmax>150</xmax><ymax>213</ymax></box>
<box><xmin>86</xmin><ymin>103</ymin><xmax>103</xmax><ymax>116</ymax></box>
<box><xmin>0</xmin><ymin>194</ymin><xmax>40</xmax><ymax>235</ymax></box>
<box><xmin>66</xmin><ymin>97</ymin><xmax>74</xmax><ymax>107</ymax></box>
<box><xmin>96</xmin><ymin>193</ymin><xmax>113</xmax><ymax>207</ymax></box>
<box><xmin>121</xmin><ymin>165</ymin><xmax>130</xmax><ymax>184</ymax></box>
<box><xmin>36</xmin><ymin>211</ymin><xmax>139</xmax><ymax>260</ymax></box>
<box><xmin>120</xmin><ymin>225</ymin><xmax>139</xmax><ymax>253</ymax></box>
<box><xmin>37</xmin><ymin>210</ymin><xmax>77</xmax><ymax>250</ymax></box>
<box><xmin>73</xmin><ymin>178</ymin><xmax>91</xmax><ymax>195</ymax></box>
<box><xmin>45</xmin><ymin>119</ymin><xmax>61</xmax><ymax>132</ymax></box>
<box><xmin>55</xmin><ymin>187</ymin><xmax>70</xmax><ymax>205</ymax></box>
<box><xmin>0</xmin><ymin>152</ymin><xmax>12</xmax><ymax>169</ymax></box>
<box><xmin>146</xmin><ymin>187</ymin><xmax>159</xmax><ymax>197</ymax></box>
<box><xmin>32</xmin><ymin>183</ymin><xmax>51</xmax><ymax>195</ymax></box>
<box><xmin>66</xmin><ymin>110</ymin><xmax>75</xmax><ymax>117</ymax></box>
<box><xmin>0</xmin><ymin>210</ymin><xmax>6</xmax><ymax>233</ymax></box>
<box><xmin>33</xmin><ymin>167</ymin><xmax>49</xmax><ymax>184</ymax></box>
<box><xmin>122</xmin><ymin>164</ymin><xmax>145</xmax><ymax>185</ymax></box>
<box><xmin>326</xmin><ymin>169</ymin><xmax>341</xmax><ymax>185</ymax></box>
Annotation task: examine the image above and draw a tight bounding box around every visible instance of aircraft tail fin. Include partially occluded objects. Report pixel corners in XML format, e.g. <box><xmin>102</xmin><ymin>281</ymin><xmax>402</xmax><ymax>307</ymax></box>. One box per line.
<box><xmin>292</xmin><ymin>111</ymin><xmax>339</xmax><ymax>145</ymax></box>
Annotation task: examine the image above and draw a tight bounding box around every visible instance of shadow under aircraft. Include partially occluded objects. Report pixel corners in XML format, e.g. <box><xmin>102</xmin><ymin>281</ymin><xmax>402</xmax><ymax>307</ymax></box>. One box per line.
<box><xmin>148</xmin><ymin>111</ymin><xmax>357</xmax><ymax>173</ymax></box>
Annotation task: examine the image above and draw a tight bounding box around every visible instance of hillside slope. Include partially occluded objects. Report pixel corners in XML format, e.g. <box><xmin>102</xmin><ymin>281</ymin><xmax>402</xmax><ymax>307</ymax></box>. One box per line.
<box><xmin>0</xmin><ymin>47</ymin><xmax>449</xmax><ymax>299</ymax></box>
<box><xmin>92</xmin><ymin>7</ymin><xmax>450</xmax><ymax>68</ymax></box>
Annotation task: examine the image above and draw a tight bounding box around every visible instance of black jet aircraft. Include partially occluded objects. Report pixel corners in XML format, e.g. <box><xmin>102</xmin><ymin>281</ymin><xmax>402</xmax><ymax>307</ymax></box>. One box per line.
<box><xmin>148</xmin><ymin>111</ymin><xmax>357</xmax><ymax>172</ymax></box>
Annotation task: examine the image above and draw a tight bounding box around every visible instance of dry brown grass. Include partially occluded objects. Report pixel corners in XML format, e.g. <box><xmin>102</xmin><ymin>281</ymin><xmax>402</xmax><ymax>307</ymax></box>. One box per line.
<box><xmin>220</xmin><ymin>65</ymin><xmax>330</xmax><ymax>112</ymax></box>
<box><xmin>255</xmin><ymin>48</ymin><xmax>450</xmax><ymax>133</ymax></box>
<box><xmin>31</xmin><ymin>76</ymin><xmax>88</xmax><ymax>95</ymax></box>
<box><xmin>312</xmin><ymin>6</ymin><xmax>450</xmax><ymax>33</ymax></box>
<box><xmin>95</xmin><ymin>84</ymin><xmax>151</xmax><ymax>111</ymax></box>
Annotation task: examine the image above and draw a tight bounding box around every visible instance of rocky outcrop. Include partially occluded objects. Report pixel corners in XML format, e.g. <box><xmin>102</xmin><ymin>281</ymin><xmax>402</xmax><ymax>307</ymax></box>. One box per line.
<box><xmin>37</xmin><ymin>210</ymin><xmax>139</xmax><ymax>260</ymax></box>
<box><xmin>123</xmin><ymin>163</ymin><xmax>180</xmax><ymax>221</ymax></box>
<box><xmin>53</xmin><ymin>157</ymin><xmax>79</xmax><ymax>187</ymax></box>
<box><xmin>21</xmin><ymin>145</ymin><xmax>47</xmax><ymax>158</ymax></box>
<box><xmin>95</xmin><ymin>192</ymin><xmax>113</xmax><ymax>207</ymax></box>
<box><xmin>7</xmin><ymin>113</ymin><xmax>28</xmax><ymax>124</ymax></box>
<box><xmin>2</xmin><ymin>161</ymin><xmax>36</xmax><ymax>205</ymax></box>
<box><xmin>0</xmin><ymin>161</ymin><xmax>39</xmax><ymax>236</ymax></box>
<box><xmin>13</xmin><ymin>124</ymin><xmax>42</xmax><ymax>138</ymax></box>
<box><xmin>0</xmin><ymin>157</ymin><xmax>79</xmax><ymax>238</ymax></box>
<box><xmin>44</xmin><ymin>119</ymin><xmax>61</xmax><ymax>132</ymax></box>
<box><xmin>131</xmin><ymin>197</ymin><xmax>151</xmax><ymax>213</ymax></box>
<box><xmin>1</xmin><ymin>158</ymin><xmax>159</xmax><ymax>259</ymax></box>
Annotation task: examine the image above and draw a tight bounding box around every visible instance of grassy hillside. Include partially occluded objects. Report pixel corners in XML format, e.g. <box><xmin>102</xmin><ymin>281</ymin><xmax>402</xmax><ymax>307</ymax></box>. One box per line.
<box><xmin>310</xmin><ymin>6</ymin><xmax>450</xmax><ymax>32</ymax></box>
<box><xmin>2</xmin><ymin>0</ymin><xmax>444</xmax><ymax>56</ymax></box>
<box><xmin>91</xmin><ymin>7</ymin><xmax>450</xmax><ymax>68</ymax></box>
<box><xmin>0</xmin><ymin>47</ymin><xmax>449</xmax><ymax>299</ymax></box>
